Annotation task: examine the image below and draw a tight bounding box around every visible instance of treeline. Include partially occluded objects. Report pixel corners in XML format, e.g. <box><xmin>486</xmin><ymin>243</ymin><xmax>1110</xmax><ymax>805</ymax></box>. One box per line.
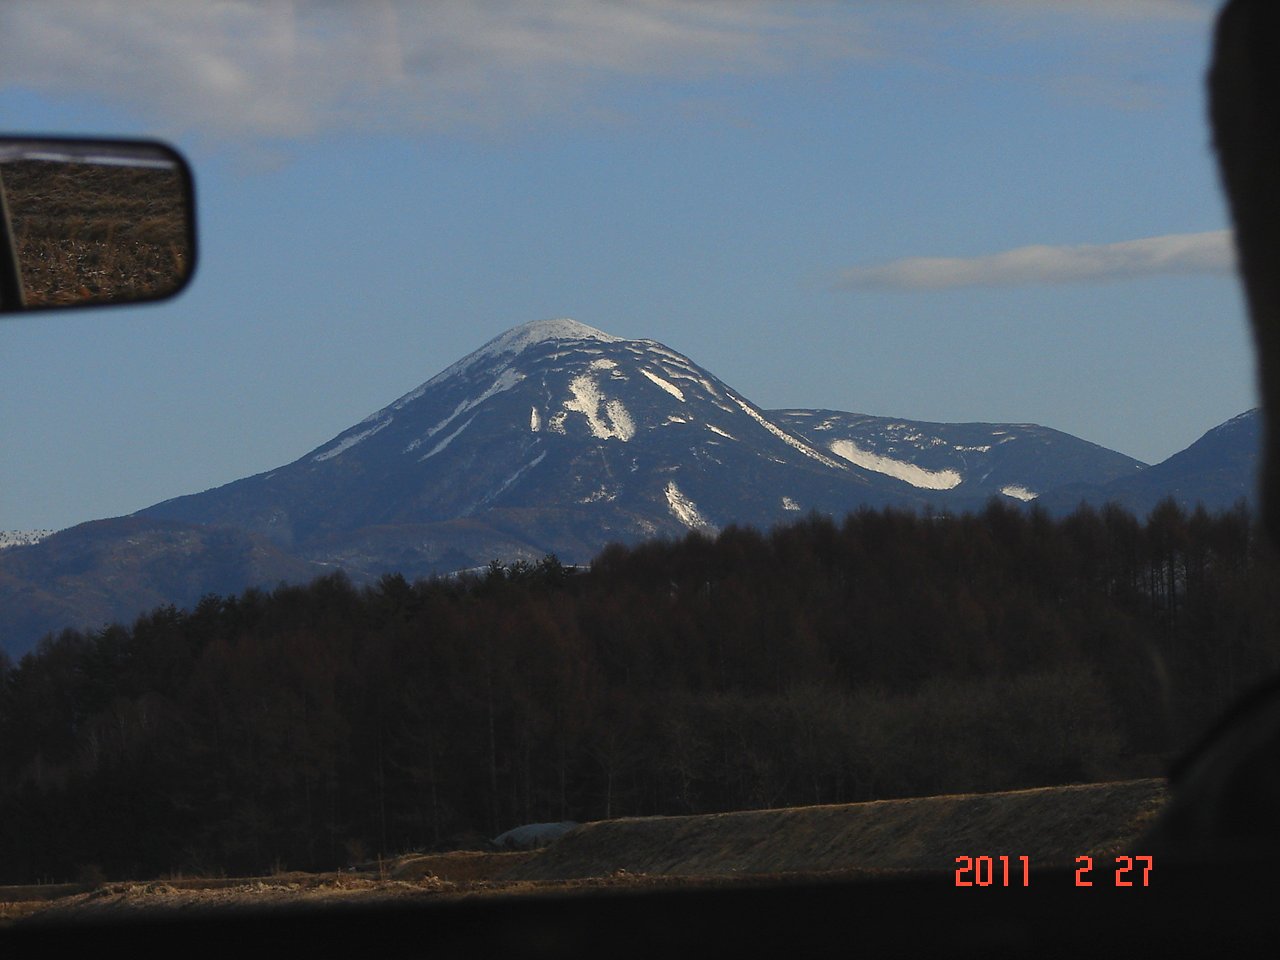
<box><xmin>2</xmin><ymin>498</ymin><xmax>1279</xmax><ymax>883</ymax></box>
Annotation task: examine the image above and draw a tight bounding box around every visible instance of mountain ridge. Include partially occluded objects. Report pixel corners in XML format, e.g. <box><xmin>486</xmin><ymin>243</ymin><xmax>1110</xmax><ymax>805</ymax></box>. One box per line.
<box><xmin>0</xmin><ymin>318</ymin><xmax>1257</xmax><ymax>658</ymax></box>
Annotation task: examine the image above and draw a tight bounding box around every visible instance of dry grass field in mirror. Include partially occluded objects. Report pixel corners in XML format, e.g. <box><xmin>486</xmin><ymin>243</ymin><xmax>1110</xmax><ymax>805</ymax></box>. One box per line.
<box><xmin>1</xmin><ymin>159</ymin><xmax>190</xmax><ymax>308</ymax></box>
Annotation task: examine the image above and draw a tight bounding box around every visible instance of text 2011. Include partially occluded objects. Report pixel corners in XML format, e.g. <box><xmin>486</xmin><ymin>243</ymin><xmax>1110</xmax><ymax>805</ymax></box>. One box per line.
<box><xmin>953</xmin><ymin>855</ymin><xmax>1153</xmax><ymax>886</ymax></box>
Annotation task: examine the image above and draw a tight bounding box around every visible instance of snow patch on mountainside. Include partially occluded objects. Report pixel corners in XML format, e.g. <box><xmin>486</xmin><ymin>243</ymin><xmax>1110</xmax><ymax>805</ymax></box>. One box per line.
<box><xmin>580</xmin><ymin>485</ymin><xmax>616</xmax><ymax>504</ymax></box>
<box><xmin>730</xmin><ymin>396</ymin><xmax>845</xmax><ymax>470</ymax></box>
<box><xmin>420</xmin><ymin>415</ymin><xmax>476</xmax><ymax>462</ymax></box>
<box><xmin>606</xmin><ymin>400</ymin><xmax>635</xmax><ymax>439</ymax></box>
<box><xmin>707</xmin><ymin>424</ymin><xmax>735</xmax><ymax>440</ymax></box>
<box><xmin>0</xmin><ymin>529</ymin><xmax>56</xmax><ymax>550</ymax></box>
<box><xmin>564</xmin><ymin>372</ymin><xmax>635</xmax><ymax>441</ymax></box>
<box><xmin>421</xmin><ymin>367</ymin><xmax>525</xmax><ymax>441</ymax></box>
<box><xmin>400</xmin><ymin>318</ymin><xmax>621</xmax><ymax>404</ymax></box>
<box><xmin>475</xmin><ymin>450</ymin><xmax>548</xmax><ymax>510</ymax></box>
<box><xmin>314</xmin><ymin>417</ymin><xmax>392</xmax><ymax>462</ymax></box>
<box><xmin>782</xmin><ymin>497</ymin><xmax>801</xmax><ymax>511</ymax></box>
<box><xmin>1001</xmin><ymin>484</ymin><xmax>1038</xmax><ymax>501</ymax></box>
<box><xmin>641</xmin><ymin>368</ymin><xmax>686</xmax><ymax>402</ymax></box>
<box><xmin>665</xmin><ymin>481</ymin><xmax>716</xmax><ymax>532</ymax></box>
<box><xmin>828</xmin><ymin>439</ymin><xmax>962</xmax><ymax>490</ymax></box>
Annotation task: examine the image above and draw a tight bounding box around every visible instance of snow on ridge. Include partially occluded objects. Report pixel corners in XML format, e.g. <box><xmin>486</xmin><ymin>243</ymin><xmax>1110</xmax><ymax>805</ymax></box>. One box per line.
<box><xmin>564</xmin><ymin>372</ymin><xmax>635</xmax><ymax>441</ymax></box>
<box><xmin>654</xmin><ymin>365</ymin><xmax>720</xmax><ymax>397</ymax></box>
<box><xmin>637</xmin><ymin>341</ymin><xmax>688</xmax><ymax>365</ymax></box>
<box><xmin>828</xmin><ymin>439</ymin><xmax>962</xmax><ymax>490</ymax></box>
<box><xmin>419</xmin><ymin>415</ymin><xmax>476</xmax><ymax>462</ymax></box>
<box><xmin>0</xmin><ymin>529</ymin><xmax>56</xmax><ymax>549</ymax></box>
<box><xmin>1223</xmin><ymin>408</ymin><xmax>1260</xmax><ymax>427</ymax></box>
<box><xmin>729</xmin><ymin>396</ymin><xmax>845</xmax><ymax>470</ymax></box>
<box><xmin>313</xmin><ymin>417</ymin><xmax>393</xmax><ymax>462</ymax></box>
<box><xmin>473</xmin><ymin>451</ymin><xmax>548</xmax><ymax>512</ymax></box>
<box><xmin>499</xmin><ymin>318</ymin><xmax>621</xmax><ymax>352</ymax></box>
<box><xmin>641</xmin><ymin>368</ymin><xmax>685</xmax><ymax>402</ymax></box>
<box><xmin>665</xmin><ymin>481</ymin><xmax>716</xmax><ymax>532</ymax></box>
<box><xmin>417</xmin><ymin>367</ymin><xmax>525</xmax><ymax>441</ymax></box>
<box><xmin>1001</xmin><ymin>484</ymin><xmax>1038</xmax><ymax>502</ymax></box>
<box><xmin>636</xmin><ymin>341</ymin><xmax>722</xmax><ymax>396</ymax></box>
<box><xmin>391</xmin><ymin>318</ymin><xmax>621</xmax><ymax>409</ymax></box>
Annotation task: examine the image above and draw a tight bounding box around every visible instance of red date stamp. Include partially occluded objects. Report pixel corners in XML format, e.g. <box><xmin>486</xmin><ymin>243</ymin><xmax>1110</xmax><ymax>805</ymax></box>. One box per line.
<box><xmin>954</xmin><ymin>854</ymin><xmax>1153</xmax><ymax>887</ymax></box>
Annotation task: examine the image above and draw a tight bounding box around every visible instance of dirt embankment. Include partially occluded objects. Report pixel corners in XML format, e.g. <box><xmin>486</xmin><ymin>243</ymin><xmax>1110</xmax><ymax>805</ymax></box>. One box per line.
<box><xmin>505</xmin><ymin>778</ymin><xmax>1167</xmax><ymax>881</ymax></box>
<box><xmin>1</xmin><ymin>778</ymin><xmax>1166</xmax><ymax>924</ymax></box>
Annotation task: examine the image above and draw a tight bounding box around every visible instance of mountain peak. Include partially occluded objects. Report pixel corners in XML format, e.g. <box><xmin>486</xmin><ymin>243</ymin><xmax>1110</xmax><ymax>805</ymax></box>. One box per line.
<box><xmin>374</xmin><ymin>319</ymin><xmax>622</xmax><ymax>417</ymax></box>
<box><xmin>461</xmin><ymin>317</ymin><xmax>621</xmax><ymax>371</ymax></box>
<box><xmin>408</xmin><ymin>318</ymin><xmax>622</xmax><ymax>397</ymax></box>
<box><xmin>491</xmin><ymin>318</ymin><xmax>620</xmax><ymax>352</ymax></box>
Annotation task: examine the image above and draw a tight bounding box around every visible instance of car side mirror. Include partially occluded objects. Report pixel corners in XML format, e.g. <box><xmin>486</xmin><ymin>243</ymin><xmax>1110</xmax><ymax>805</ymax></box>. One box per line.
<box><xmin>0</xmin><ymin>136</ymin><xmax>196</xmax><ymax>314</ymax></box>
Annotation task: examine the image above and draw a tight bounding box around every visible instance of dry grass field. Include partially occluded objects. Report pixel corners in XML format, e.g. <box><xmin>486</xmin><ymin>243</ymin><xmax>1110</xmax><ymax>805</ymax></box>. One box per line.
<box><xmin>1</xmin><ymin>778</ymin><xmax>1166</xmax><ymax>926</ymax></box>
<box><xmin>1</xmin><ymin>158</ymin><xmax>190</xmax><ymax>307</ymax></box>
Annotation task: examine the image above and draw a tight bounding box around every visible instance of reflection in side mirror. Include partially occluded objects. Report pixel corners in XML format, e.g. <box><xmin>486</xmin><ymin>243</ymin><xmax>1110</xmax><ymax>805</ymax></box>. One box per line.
<box><xmin>0</xmin><ymin>137</ymin><xmax>196</xmax><ymax>314</ymax></box>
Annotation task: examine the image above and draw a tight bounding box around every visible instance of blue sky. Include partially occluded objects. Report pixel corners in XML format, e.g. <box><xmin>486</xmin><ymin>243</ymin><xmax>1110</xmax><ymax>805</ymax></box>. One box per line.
<box><xmin>0</xmin><ymin>0</ymin><xmax>1252</xmax><ymax>532</ymax></box>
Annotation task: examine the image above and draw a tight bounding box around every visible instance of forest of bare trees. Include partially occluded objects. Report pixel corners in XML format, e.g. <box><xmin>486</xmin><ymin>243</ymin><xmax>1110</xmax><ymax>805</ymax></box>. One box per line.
<box><xmin>2</xmin><ymin>497</ymin><xmax>1277</xmax><ymax>883</ymax></box>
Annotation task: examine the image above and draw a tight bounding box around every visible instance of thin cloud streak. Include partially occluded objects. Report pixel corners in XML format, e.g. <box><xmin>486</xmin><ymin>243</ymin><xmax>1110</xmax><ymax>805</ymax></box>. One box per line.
<box><xmin>836</xmin><ymin>230</ymin><xmax>1235</xmax><ymax>291</ymax></box>
<box><xmin>0</xmin><ymin>1</ymin><xmax>1213</xmax><ymax>143</ymax></box>
<box><xmin>974</xmin><ymin>0</ymin><xmax>1215</xmax><ymax>22</ymax></box>
<box><xmin>0</xmin><ymin>1</ymin><xmax>877</xmax><ymax>140</ymax></box>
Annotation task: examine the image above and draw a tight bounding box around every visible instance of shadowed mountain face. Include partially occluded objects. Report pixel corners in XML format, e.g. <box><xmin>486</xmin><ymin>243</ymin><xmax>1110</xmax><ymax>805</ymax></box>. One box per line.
<box><xmin>1036</xmin><ymin>409</ymin><xmax>1261</xmax><ymax>518</ymax></box>
<box><xmin>0</xmin><ymin>318</ymin><xmax>1249</xmax><ymax>658</ymax></box>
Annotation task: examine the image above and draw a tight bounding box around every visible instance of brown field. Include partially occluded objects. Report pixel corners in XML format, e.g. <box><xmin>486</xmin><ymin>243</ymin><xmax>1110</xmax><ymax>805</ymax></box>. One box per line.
<box><xmin>1</xmin><ymin>777</ymin><xmax>1166</xmax><ymax>926</ymax></box>
<box><xmin>1</xmin><ymin>158</ymin><xmax>191</xmax><ymax>308</ymax></box>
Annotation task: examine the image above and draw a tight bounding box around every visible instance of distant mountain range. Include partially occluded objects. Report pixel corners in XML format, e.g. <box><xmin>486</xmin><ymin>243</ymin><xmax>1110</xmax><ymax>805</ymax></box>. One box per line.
<box><xmin>0</xmin><ymin>318</ymin><xmax>1260</xmax><ymax>658</ymax></box>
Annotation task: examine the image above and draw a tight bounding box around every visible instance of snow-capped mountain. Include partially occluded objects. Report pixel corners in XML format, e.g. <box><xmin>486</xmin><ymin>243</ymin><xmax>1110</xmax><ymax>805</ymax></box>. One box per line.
<box><xmin>0</xmin><ymin>318</ymin><xmax>1250</xmax><ymax>658</ymax></box>
<box><xmin>138</xmin><ymin>318</ymin><xmax>923</xmax><ymax>574</ymax></box>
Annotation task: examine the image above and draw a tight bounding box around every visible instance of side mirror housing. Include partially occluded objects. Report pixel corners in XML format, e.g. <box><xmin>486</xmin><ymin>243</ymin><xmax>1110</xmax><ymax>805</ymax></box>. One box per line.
<box><xmin>0</xmin><ymin>137</ymin><xmax>196</xmax><ymax>314</ymax></box>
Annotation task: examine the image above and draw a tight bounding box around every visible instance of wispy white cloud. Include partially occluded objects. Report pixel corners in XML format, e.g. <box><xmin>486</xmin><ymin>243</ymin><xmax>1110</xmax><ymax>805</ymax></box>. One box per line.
<box><xmin>836</xmin><ymin>230</ymin><xmax>1235</xmax><ymax>291</ymax></box>
<box><xmin>0</xmin><ymin>1</ymin><xmax>876</xmax><ymax>140</ymax></box>
<box><xmin>0</xmin><ymin>0</ymin><xmax>1220</xmax><ymax>147</ymax></box>
<box><xmin>0</xmin><ymin>0</ymin><xmax>1215</xmax><ymax>144</ymax></box>
<box><xmin>971</xmin><ymin>0</ymin><xmax>1215</xmax><ymax>22</ymax></box>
